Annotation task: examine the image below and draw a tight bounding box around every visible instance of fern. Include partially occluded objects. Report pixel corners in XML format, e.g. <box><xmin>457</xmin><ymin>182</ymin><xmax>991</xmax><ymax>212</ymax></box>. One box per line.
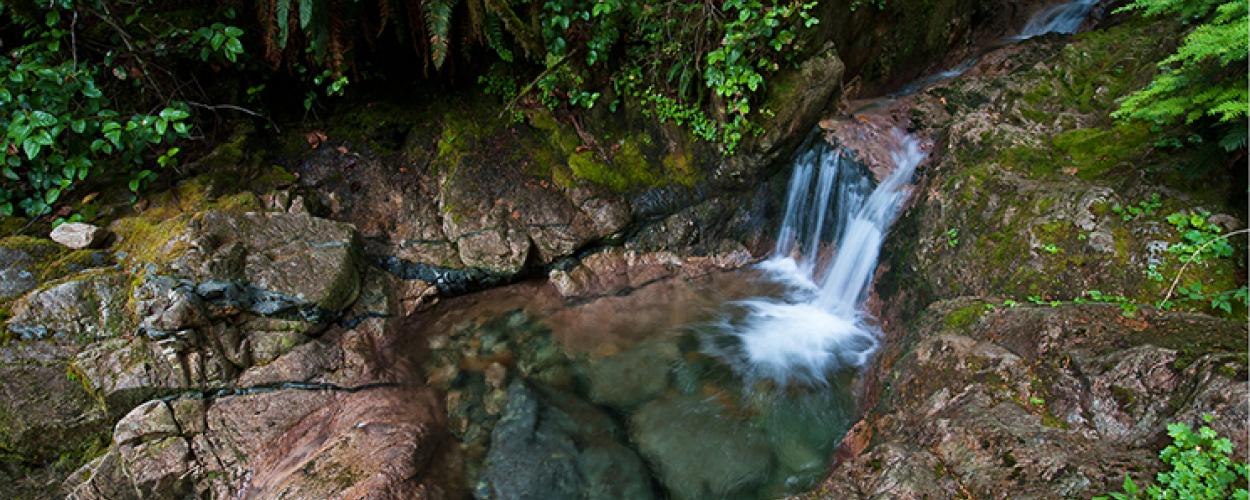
<box><xmin>484</xmin><ymin>14</ymin><xmax>514</xmax><ymax>62</ymax></box>
<box><xmin>299</xmin><ymin>0</ymin><xmax>315</xmax><ymax>29</ymax></box>
<box><xmin>424</xmin><ymin>0</ymin><xmax>459</xmax><ymax>69</ymax></box>
<box><xmin>1114</xmin><ymin>0</ymin><xmax>1248</xmax><ymax>150</ymax></box>
<box><xmin>276</xmin><ymin>0</ymin><xmax>292</xmax><ymax>49</ymax></box>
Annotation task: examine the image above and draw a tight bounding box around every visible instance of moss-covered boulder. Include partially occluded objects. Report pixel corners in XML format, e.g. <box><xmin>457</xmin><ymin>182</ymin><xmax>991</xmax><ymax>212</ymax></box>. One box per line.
<box><xmin>811</xmin><ymin>298</ymin><xmax>1247</xmax><ymax>498</ymax></box>
<box><xmin>0</xmin><ymin>237</ymin><xmax>63</xmax><ymax>302</ymax></box>
<box><xmin>878</xmin><ymin>17</ymin><xmax>1245</xmax><ymax>316</ymax></box>
<box><xmin>6</xmin><ymin>270</ymin><xmax>130</xmax><ymax>341</ymax></box>
<box><xmin>0</xmin><ymin>342</ymin><xmax>109</xmax><ymax>466</ymax></box>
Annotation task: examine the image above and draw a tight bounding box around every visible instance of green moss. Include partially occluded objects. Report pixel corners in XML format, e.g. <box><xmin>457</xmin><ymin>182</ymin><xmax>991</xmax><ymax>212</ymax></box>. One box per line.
<box><xmin>111</xmin><ymin>215</ymin><xmax>192</xmax><ymax>268</ymax></box>
<box><xmin>944</xmin><ymin>303</ymin><xmax>986</xmax><ymax>330</ymax></box>
<box><xmin>568</xmin><ymin>152</ymin><xmax>630</xmax><ymax>192</ymax></box>
<box><xmin>207</xmin><ymin>191</ymin><xmax>262</xmax><ymax>212</ymax></box>
<box><xmin>253</xmin><ymin>164</ymin><xmax>298</xmax><ymax>190</ymax></box>
<box><xmin>1051</xmin><ymin>124</ymin><xmax>1152</xmax><ymax>180</ymax></box>
<box><xmin>0</xmin><ymin>236</ymin><xmax>62</xmax><ymax>259</ymax></box>
<box><xmin>38</xmin><ymin>250</ymin><xmax>110</xmax><ymax>283</ymax></box>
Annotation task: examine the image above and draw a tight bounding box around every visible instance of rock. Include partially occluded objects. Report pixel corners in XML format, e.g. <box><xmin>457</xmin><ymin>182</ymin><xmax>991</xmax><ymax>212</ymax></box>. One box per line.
<box><xmin>67</xmin><ymin>387</ymin><xmax>450</xmax><ymax>499</ymax></box>
<box><xmin>479</xmin><ymin>380</ymin><xmax>654</xmax><ymax>500</ymax></box>
<box><xmin>631</xmin><ymin>394</ymin><xmax>774</xmax><ymax>499</ymax></box>
<box><xmin>172</xmin><ymin>210</ymin><xmax>363</xmax><ymax>312</ymax></box>
<box><xmin>6</xmin><ymin>270</ymin><xmax>129</xmax><ymax>340</ymax></box>
<box><xmin>0</xmin><ymin>236</ymin><xmax>61</xmax><ymax>300</ymax></box>
<box><xmin>585</xmin><ymin>340</ymin><xmax>679</xmax><ymax>410</ymax></box>
<box><xmin>814</xmin><ymin>299</ymin><xmax>1249</xmax><ymax>497</ymax></box>
<box><xmin>548</xmin><ymin>246</ymin><xmax>752</xmax><ymax>299</ymax></box>
<box><xmin>50</xmin><ymin>223</ymin><xmax>107</xmax><ymax>249</ymax></box>
<box><xmin>0</xmin><ymin>342</ymin><xmax>109</xmax><ymax>464</ymax></box>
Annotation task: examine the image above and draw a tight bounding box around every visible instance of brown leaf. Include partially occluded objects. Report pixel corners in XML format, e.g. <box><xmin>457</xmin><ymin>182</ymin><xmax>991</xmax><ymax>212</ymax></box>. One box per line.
<box><xmin>305</xmin><ymin>130</ymin><xmax>328</xmax><ymax>149</ymax></box>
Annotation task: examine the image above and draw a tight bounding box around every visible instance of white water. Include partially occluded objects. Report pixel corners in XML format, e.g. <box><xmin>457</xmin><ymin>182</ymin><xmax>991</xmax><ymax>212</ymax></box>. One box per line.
<box><xmin>710</xmin><ymin>131</ymin><xmax>923</xmax><ymax>386</ymax></box>
<box><xmin>1017</xmin><ymin>0</ymin><xmax>1098</xmax><ymax>39</ymax></box>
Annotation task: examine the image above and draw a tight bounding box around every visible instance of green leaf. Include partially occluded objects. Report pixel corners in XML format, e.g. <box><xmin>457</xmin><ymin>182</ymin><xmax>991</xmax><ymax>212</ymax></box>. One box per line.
<box><xmin>22</xmin><ymin>138</ymin><xmax>41</xmax><ymax>159</ymax></box>
<box><xmin>299</xmin><ymin>0</ymin><xmax>314</xmax><ymax>29</ymax></box>
<box><xmin>30</xmin><ymin>110</ymin><xmax>57</xmax><ymax>127</ymax></box>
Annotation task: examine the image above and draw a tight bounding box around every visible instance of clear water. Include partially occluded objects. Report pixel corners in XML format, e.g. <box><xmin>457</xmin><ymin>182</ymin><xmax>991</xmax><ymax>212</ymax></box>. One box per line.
<box><xmin>420</xmin><ymin>133</ymin><xmax>923</xmax><ymax>499</ymax></box>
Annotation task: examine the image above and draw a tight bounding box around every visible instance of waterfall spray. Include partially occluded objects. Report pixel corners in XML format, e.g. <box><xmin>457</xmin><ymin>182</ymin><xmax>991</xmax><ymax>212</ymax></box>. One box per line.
<box><xmin>708</xmin><ymin>130</ymin><xmax>924</xmax><ymax>386</ymax></box>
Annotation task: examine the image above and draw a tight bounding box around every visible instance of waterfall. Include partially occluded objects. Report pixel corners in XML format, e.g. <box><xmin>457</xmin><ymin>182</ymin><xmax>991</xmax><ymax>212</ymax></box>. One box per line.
<box><xmin>709</xmin><ymin>130</ymin><xmax>923</xmax><ymax>386</ymax></box>
<box><xmin>1017</xmin><ymin>0</ymin><xmax>1098</xmax><ymax>39</ymax></box>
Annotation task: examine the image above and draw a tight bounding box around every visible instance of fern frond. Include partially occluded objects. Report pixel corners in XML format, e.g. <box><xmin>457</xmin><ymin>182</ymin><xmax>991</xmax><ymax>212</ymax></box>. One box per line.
<box><xmin>276</xmin><ymin>0</ymin><xmax>292</xmax><ymax>49</ymax></box>
<box><xmin>484</xmin><ymin>14</ymin><xmax>513</xmax><ymax>62</ymax></box>
<box><xmin>423</xmin><ymin>0</ymin><xmax>459</xmax><ymax>69</ymax></box>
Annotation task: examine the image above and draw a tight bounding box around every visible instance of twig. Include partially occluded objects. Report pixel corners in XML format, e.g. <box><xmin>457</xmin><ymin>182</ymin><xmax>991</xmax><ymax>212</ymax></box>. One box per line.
<box><xmin>70</xmin><ymin>10</ymin><xmax>79</xmax><ymax>67</ymax></box>
<box><xmin>1160</xmin><ymin>228</ymin><xmax>1249</xmax><ymax>306</ymax></box>
<box><xmin>187</xmin><ymin>102</ymin><xmax>281</xmax><ymax>133</ymax></box>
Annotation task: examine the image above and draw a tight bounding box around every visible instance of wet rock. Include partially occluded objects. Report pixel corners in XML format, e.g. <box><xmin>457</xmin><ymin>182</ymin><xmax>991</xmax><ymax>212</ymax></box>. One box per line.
<box><xmin>478</xmin><ymin>380</ymin><xmax>654</xmax><ymax>500</ymax></box>
<box><xmin>815</xmin><ymin>299</ymin><xmax>1249</xmax><ymax>497</ymax></box>
<box><xmin>0</xmin><ymin>236</ymin><xmax>60</xmax><ymax>298</ymax></box>
<box><xmin>172</xmin><ymin>210</ymin><xmax>362</xmax><ymax>312</ymax></box>
<box><xmin>0</xmin><ymin>342</ymin><xmax>109</xmax><ymax>464</ymax></box>
<box><xmin>6</xmin><ymin>270</ymin><xmax>129</xmax><ymax>340</ymax></box>
<box><xmin>585</xmin><ymin>340</ymin><xmax>679</xmax><ymax>410</ymax></box>
<box><xmin>631</xmin><ymin>393</ymin><xmax>774</xmax><ymax>499</ymax></box>
<box><xmin>50</xmin><ymin>223</ymin><xmax>107</xmax><ymax>249</ymax></box>
<box><xmin>548</xmin><ymin>246</ymin><xmax>752</xmax><ymax>299</ymax></box>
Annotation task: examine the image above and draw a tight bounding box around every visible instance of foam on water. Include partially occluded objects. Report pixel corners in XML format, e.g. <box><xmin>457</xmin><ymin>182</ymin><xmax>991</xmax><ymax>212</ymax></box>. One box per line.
<box><xmin>709</xmin><ymin>130</ymin><xmax>923</xmax><ymax>386</ymax></box>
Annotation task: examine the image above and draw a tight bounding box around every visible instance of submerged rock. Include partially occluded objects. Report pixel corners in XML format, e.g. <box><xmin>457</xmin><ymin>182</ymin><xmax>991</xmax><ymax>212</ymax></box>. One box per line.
<box><xmin>478</xmin><ymin>380</ymin><xmax>654</xmax><ymax>500</ymax></box>
<box><xmin>631</xmin><ymin>393</ymin><xmax>774</xmax><ymax>499</ymax></box>
<box><xmin>584</xmin><ymin>340</ymin><xmax>679</xmax><ymax>410</ymax></box>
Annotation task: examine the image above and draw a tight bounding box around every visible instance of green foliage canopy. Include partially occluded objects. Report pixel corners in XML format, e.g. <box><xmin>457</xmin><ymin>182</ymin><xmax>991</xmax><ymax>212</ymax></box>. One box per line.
<box><xmin>1114</xmin><ymin>0</ymin><xmax>1248</xmax><ymax>150</ymax></box>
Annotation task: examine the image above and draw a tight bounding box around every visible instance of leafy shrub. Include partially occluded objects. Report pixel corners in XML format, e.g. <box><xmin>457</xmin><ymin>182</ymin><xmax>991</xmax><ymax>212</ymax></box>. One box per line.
<box><xmin>263</xmin><ymin>0</ymin><xmax>822</xmax><ymax>153</ymax></box>
<box><xmin>0</xmin><ymin>1</ymin><xmax>244</xmax><ymax>218</ymax></box>
<box><xmin>1098</xmin><ymin>418</ymin><xmax>1249</xmax><ymax>499</ymax></box>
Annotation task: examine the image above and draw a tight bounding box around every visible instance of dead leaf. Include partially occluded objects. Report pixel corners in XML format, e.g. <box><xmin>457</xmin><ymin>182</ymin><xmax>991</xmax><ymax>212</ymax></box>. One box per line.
<box><xmin>1061</xmin><ymin>166</ymin><xmax>1078</xmax><ymax>176</ymax></box>
<box><xmin>305</xmin><ymin>130</ymin><xmax>328</xmax><ymax>149</ymax></box>
<box><xmin>335</xmin><ymin>146</ymin><xmax>349</xmax><ymax>155</ymax></box>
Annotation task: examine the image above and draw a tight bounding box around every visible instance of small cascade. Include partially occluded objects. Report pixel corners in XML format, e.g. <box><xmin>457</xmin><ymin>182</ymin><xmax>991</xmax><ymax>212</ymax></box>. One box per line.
<box><xmin>1017</xmin><ymin>0</ymin><xmax>1098</xmax><ymax>39</ymax></box>
<box><xmin>710</xmin><ymin>130</ymin><xmax>923</xmax><ymax>386</ymax></box>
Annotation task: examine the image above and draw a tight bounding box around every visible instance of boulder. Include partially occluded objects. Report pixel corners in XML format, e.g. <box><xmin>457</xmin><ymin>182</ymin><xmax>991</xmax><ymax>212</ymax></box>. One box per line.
<box><xmin>0</xmin><ymin>342</ymin><xmax>109</xmax><ymax>464</ymax></box>
<box><xmin>0</xmin><ymin>236</ymin><xmax>61</xmax><ymax>300</ymax></box>
<box><xmin>6</xmin><ymin>270</ymin><xmax>129</xmax><ymax>340</ymax></box>
<box><xmin>66</xmin><ymin>387</ymin><xmax>450</xmax><ymax>499</ymax></box>
<box><xmin>50</xmin><ymin>223</ymin><xmax>107</xmax><ymax>250</ymax></box>
<box><xmin>478</xmin><ymin>380</ymin><xmax>654</xmax><ymax>500</ymax></box>
<box><xmin>814</xmin><ymin>299</ymin><xmax>1249</xmax><ymax>497</ymax></box>
<box><xmin>631</xmin><ymin>394</ymin><xmax>774</xmax><ymax>499</ymax></box>
<box><xmin>171</xmin><ymin>210</ymin><xmax>363</xmax><ymax>312</ymax></box>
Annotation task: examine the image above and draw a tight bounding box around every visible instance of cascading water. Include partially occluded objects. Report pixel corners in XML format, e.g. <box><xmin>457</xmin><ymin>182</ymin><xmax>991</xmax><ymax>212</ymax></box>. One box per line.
<box><xmin>1017</xmin><ymin>0</ymin><xmax>1098</xmax><ymax>39</ymax></box>
<box><xmin>709</xmin><ymin>130</ymin><xmax>923</xmax><ymax>386</ymax></box>
<box><xmin>891</xmin><ymin>0</ymin><xmax>1099</xmax><ymax>97</ymax></box>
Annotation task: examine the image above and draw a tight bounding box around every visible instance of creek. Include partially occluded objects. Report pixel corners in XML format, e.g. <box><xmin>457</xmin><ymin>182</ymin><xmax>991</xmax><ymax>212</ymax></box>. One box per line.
<box><xmin>415</xmin><ymin>1</ymin><xmax>1101</xmax><ymax>498</ymax></box>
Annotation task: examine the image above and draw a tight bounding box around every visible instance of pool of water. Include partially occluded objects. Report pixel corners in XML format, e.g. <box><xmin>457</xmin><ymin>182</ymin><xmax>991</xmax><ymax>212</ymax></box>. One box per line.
<box><xmin>411</xmin><ymin>268</ymin><xmax>862</xmax><ymax>499</ymax></box>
